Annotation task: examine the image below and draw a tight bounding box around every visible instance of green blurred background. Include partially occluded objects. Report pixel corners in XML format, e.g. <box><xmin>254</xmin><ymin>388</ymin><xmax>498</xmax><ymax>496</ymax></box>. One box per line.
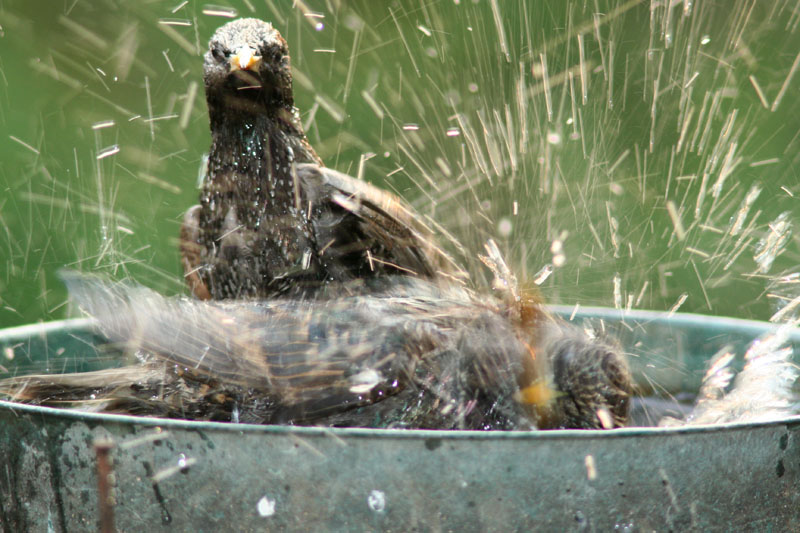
<box><xmin>1</xmin><ymin>0</ymin><xmax>799</xmax><ymax>328</ymax></box>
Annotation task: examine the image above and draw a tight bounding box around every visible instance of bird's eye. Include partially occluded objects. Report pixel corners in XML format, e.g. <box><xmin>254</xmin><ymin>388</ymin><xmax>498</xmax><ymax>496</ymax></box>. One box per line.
<box><xmin>211</xmin><ymin>47</ymin><xmax>226</xmax><ymax>61</ymax></box>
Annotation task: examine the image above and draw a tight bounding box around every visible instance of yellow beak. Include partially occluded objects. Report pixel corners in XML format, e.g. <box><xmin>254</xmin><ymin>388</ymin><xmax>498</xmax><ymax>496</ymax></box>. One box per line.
<box><xmin>230</xmin><ymin>48</ymin><xmax>262</xmax><ymax>72</ymax></box>
<box><xmin>515</xmin><ymin>380</ymin><xmax>560</xmax><ymax>408</ymax></box>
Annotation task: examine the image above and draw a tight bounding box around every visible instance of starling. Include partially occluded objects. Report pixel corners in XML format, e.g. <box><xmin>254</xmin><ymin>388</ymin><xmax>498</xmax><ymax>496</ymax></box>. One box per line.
<box><xmin>0</xmin><ymin>273</ymin><xmax>631</xmax><ymax>430</ymax></box>
<box><xmin>181</xmin><ymin>18</ymin><xmax>463</xmax><ymax>300</ymax></box>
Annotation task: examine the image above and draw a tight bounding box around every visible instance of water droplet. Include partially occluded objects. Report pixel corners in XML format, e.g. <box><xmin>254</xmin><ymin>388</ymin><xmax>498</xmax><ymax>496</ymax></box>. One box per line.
<box><xmin>533</xmin><ymin>264</ymin><xmax>553</xmax><ymax>285</ymax></box>
<box><xmin>367</xmin><ymin>490</ymin><xmax>386</xmax><ymax>512</ymax></box>
<box><xmin>91</xmin><ymin>120</ymin><xmax>115</xmax><ymax>130</ymax></box>
<box><xmin>96</xmin><ymin>145</ymin><xmax>120</xmax><ymax>160</ymax></box>
<box><xmin>349</xmin><ymin>368</ymin><xmax>382</xmax><ymax>394</ymax></box>
<box><xmin>257</xmin><ymin>495</ymin><xmax>276</xmax><ymax>517</ymax></box>
<box><xmin>201</xmin><ymin>6</ymin><xmax>238</xmax><ymax>18</ymax></box>
<box><xmin>754</xmin><ymin>211</ymin><xmax>792</xmax><ymax>274</ymax></box>
<box><xmin>498</xmin><ymin>217</ymin><xmax>512</xmax><ymax>237</ymax></box>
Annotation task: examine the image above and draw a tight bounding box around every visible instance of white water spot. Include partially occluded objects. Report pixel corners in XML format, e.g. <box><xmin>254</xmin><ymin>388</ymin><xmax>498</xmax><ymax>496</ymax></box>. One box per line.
<box><xmin>201</xmin><ymin>6</ymin><xmax>238</xmax><ymax>18</ymax></box>
<box><xmin>754</xmin><ymin>211</ymin><xmax>792</xmax><ymax>274</ymax></box>
<box><xmin>533</xmin><ymin>264</ymin><xmax>553</xmax><ymax>285</ymax></box>
<box><xmin>257</xmin><ymin>496</ymin><xmax>276</xmax><ymax>517</ymax></box>
<box><xmin>584</xmin><ymin>454</ymin><xmax>597</xmax><ymax>480</ymax></box>
<box><xmin>668</xmin><ymin>293</ymin><xmax>689</xmax><ymax>316</ymax></box>
<box><xmin>196</xmin><ymin>153</ymin><xmax>209</xmax><ymax>188</ymax></box>
<box><xmin>367</xmin><ymin>490</ymin><xmax>386</xmax><ymax>512</ymax></box>
<box><xmin>91</xmin><ymin>120</ymin><xmax>115</xmax><ymax>130</ymax></box>
<box><xmin>497</xmin><ymin>217</ymin><xmax>512</xmax><ymax>237</ymax></box>
<box><xmin>96</xmin><ymin>144</ymin><xmax>120</xmax><ymax>160</ymax></box>
<box><xmin>349</xmin><ymin>369</ymin><xmax>382</xmax><ymax>394</ymax></box>
<box><xmin>546</xmin><ymin>132</ymin><xmax>561</xmax><ymax>145</ymax></box>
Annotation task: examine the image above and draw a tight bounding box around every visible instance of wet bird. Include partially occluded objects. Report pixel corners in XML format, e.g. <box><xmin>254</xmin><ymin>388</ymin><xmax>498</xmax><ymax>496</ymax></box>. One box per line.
<box><xmin>2</xmin><ymin>22</ymin><xmax>633</xmax><ymax>430</ymax></box>
<box><xmin>181</xmin><ymin>18</ymin><xmax>463</xmax><ymax>300</ymax></box>
<box><xmin>0</xmin><ymin>273</ymin><xmax>631</xmax><ymax>430</ymax></box>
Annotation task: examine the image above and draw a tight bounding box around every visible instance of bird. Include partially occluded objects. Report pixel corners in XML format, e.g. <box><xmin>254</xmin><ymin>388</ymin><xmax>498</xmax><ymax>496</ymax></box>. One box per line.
<box><xmin>181</xmin><ymin>18</ymin><xmax>464</xmax><ymax>301</ymax></box>
<box><xmin>1</xmin><ymin>22</ymin><xmax>633</xmax><ymax>431</ymax></box>
<box><xmin>0</xmin><ymin>272</ymin><xmax>631</xmax><ymax>430</ymax></box>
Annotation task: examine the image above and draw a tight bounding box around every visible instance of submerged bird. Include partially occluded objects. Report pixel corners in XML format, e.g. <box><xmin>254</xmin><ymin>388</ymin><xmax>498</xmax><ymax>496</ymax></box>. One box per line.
<box><xmin>0</xmin><ymin>273</ymin><xmax>631</xmax><ymax>430</ymax></box>
<box><xmin>181</xmin><ymin>18</ymin><xmax>463</xmax><ymax>300</ymax></box>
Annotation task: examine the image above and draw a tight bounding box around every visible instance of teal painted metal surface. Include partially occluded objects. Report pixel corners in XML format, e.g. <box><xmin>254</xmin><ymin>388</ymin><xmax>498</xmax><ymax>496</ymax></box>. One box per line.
<box><xmin>1</xmin><ymin>311</ymin><xmax>799</xmax><ymax>531</ymax></box>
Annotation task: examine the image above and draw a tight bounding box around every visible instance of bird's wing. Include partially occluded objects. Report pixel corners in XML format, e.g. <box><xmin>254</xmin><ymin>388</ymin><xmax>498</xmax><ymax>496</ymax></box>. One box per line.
<box><xmin>296</xmin><ymin>164</ymin><xmax>468</xmax><ymax>283</ymax></box>
<box><xmin>0</xmin><ymin>365</ymin><xmax>166</xmax><ymax>403</ymax></box>
<box><xmin>179</xmin><ymin>205</ymin><xmax>213</xmax><ymax>300</ymax></box>
<box><xmin>56</xmin><ymin>273</ymin><xmax>510</xmax><ymax>421</ymax></box>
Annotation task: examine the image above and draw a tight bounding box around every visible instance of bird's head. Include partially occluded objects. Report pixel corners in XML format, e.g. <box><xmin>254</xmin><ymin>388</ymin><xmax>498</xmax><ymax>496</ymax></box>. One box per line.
<box><xmin>204</xmin><ymin>18</ymin><xmax>294</xmax><ymax>112</ymax></box>
<box><xmin>524</xmin><ymin>324</ymin><xmax>632</xmax><ymax>429</ymax></box>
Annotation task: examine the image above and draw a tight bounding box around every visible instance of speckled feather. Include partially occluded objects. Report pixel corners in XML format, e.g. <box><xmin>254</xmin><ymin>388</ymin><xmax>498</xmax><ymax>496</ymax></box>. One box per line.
<box><xmin>181</xmin><ymin>18</ymin><xmax>464</xmax><ymax>300</ymax></box>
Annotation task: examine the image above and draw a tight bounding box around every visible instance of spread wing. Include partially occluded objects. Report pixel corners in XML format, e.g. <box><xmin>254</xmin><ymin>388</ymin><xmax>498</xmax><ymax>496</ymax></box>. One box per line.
<box><xmin>0</xmin><ymin>273</ymin><xmax>530</xmax><ymax>426</ymax></box>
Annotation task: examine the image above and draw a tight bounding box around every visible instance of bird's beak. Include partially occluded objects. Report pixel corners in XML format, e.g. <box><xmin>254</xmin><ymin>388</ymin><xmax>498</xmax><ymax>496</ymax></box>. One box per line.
<box><xmin>230</xmin><ymin>48</ymin><xmax>262</xmax><ymax>72</ymax></box>
<box><xmin>515</xmin><ymin>380</ymin><xmax>560</xmax><ymax>408</ymax></box>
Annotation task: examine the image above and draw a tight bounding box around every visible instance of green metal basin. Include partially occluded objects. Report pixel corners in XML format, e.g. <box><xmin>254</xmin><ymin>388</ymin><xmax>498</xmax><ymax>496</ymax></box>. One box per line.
<box><xmin>1</xmin><ymin>310</ymin><xmax>799</xmax><ymax>531</ymax></box>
